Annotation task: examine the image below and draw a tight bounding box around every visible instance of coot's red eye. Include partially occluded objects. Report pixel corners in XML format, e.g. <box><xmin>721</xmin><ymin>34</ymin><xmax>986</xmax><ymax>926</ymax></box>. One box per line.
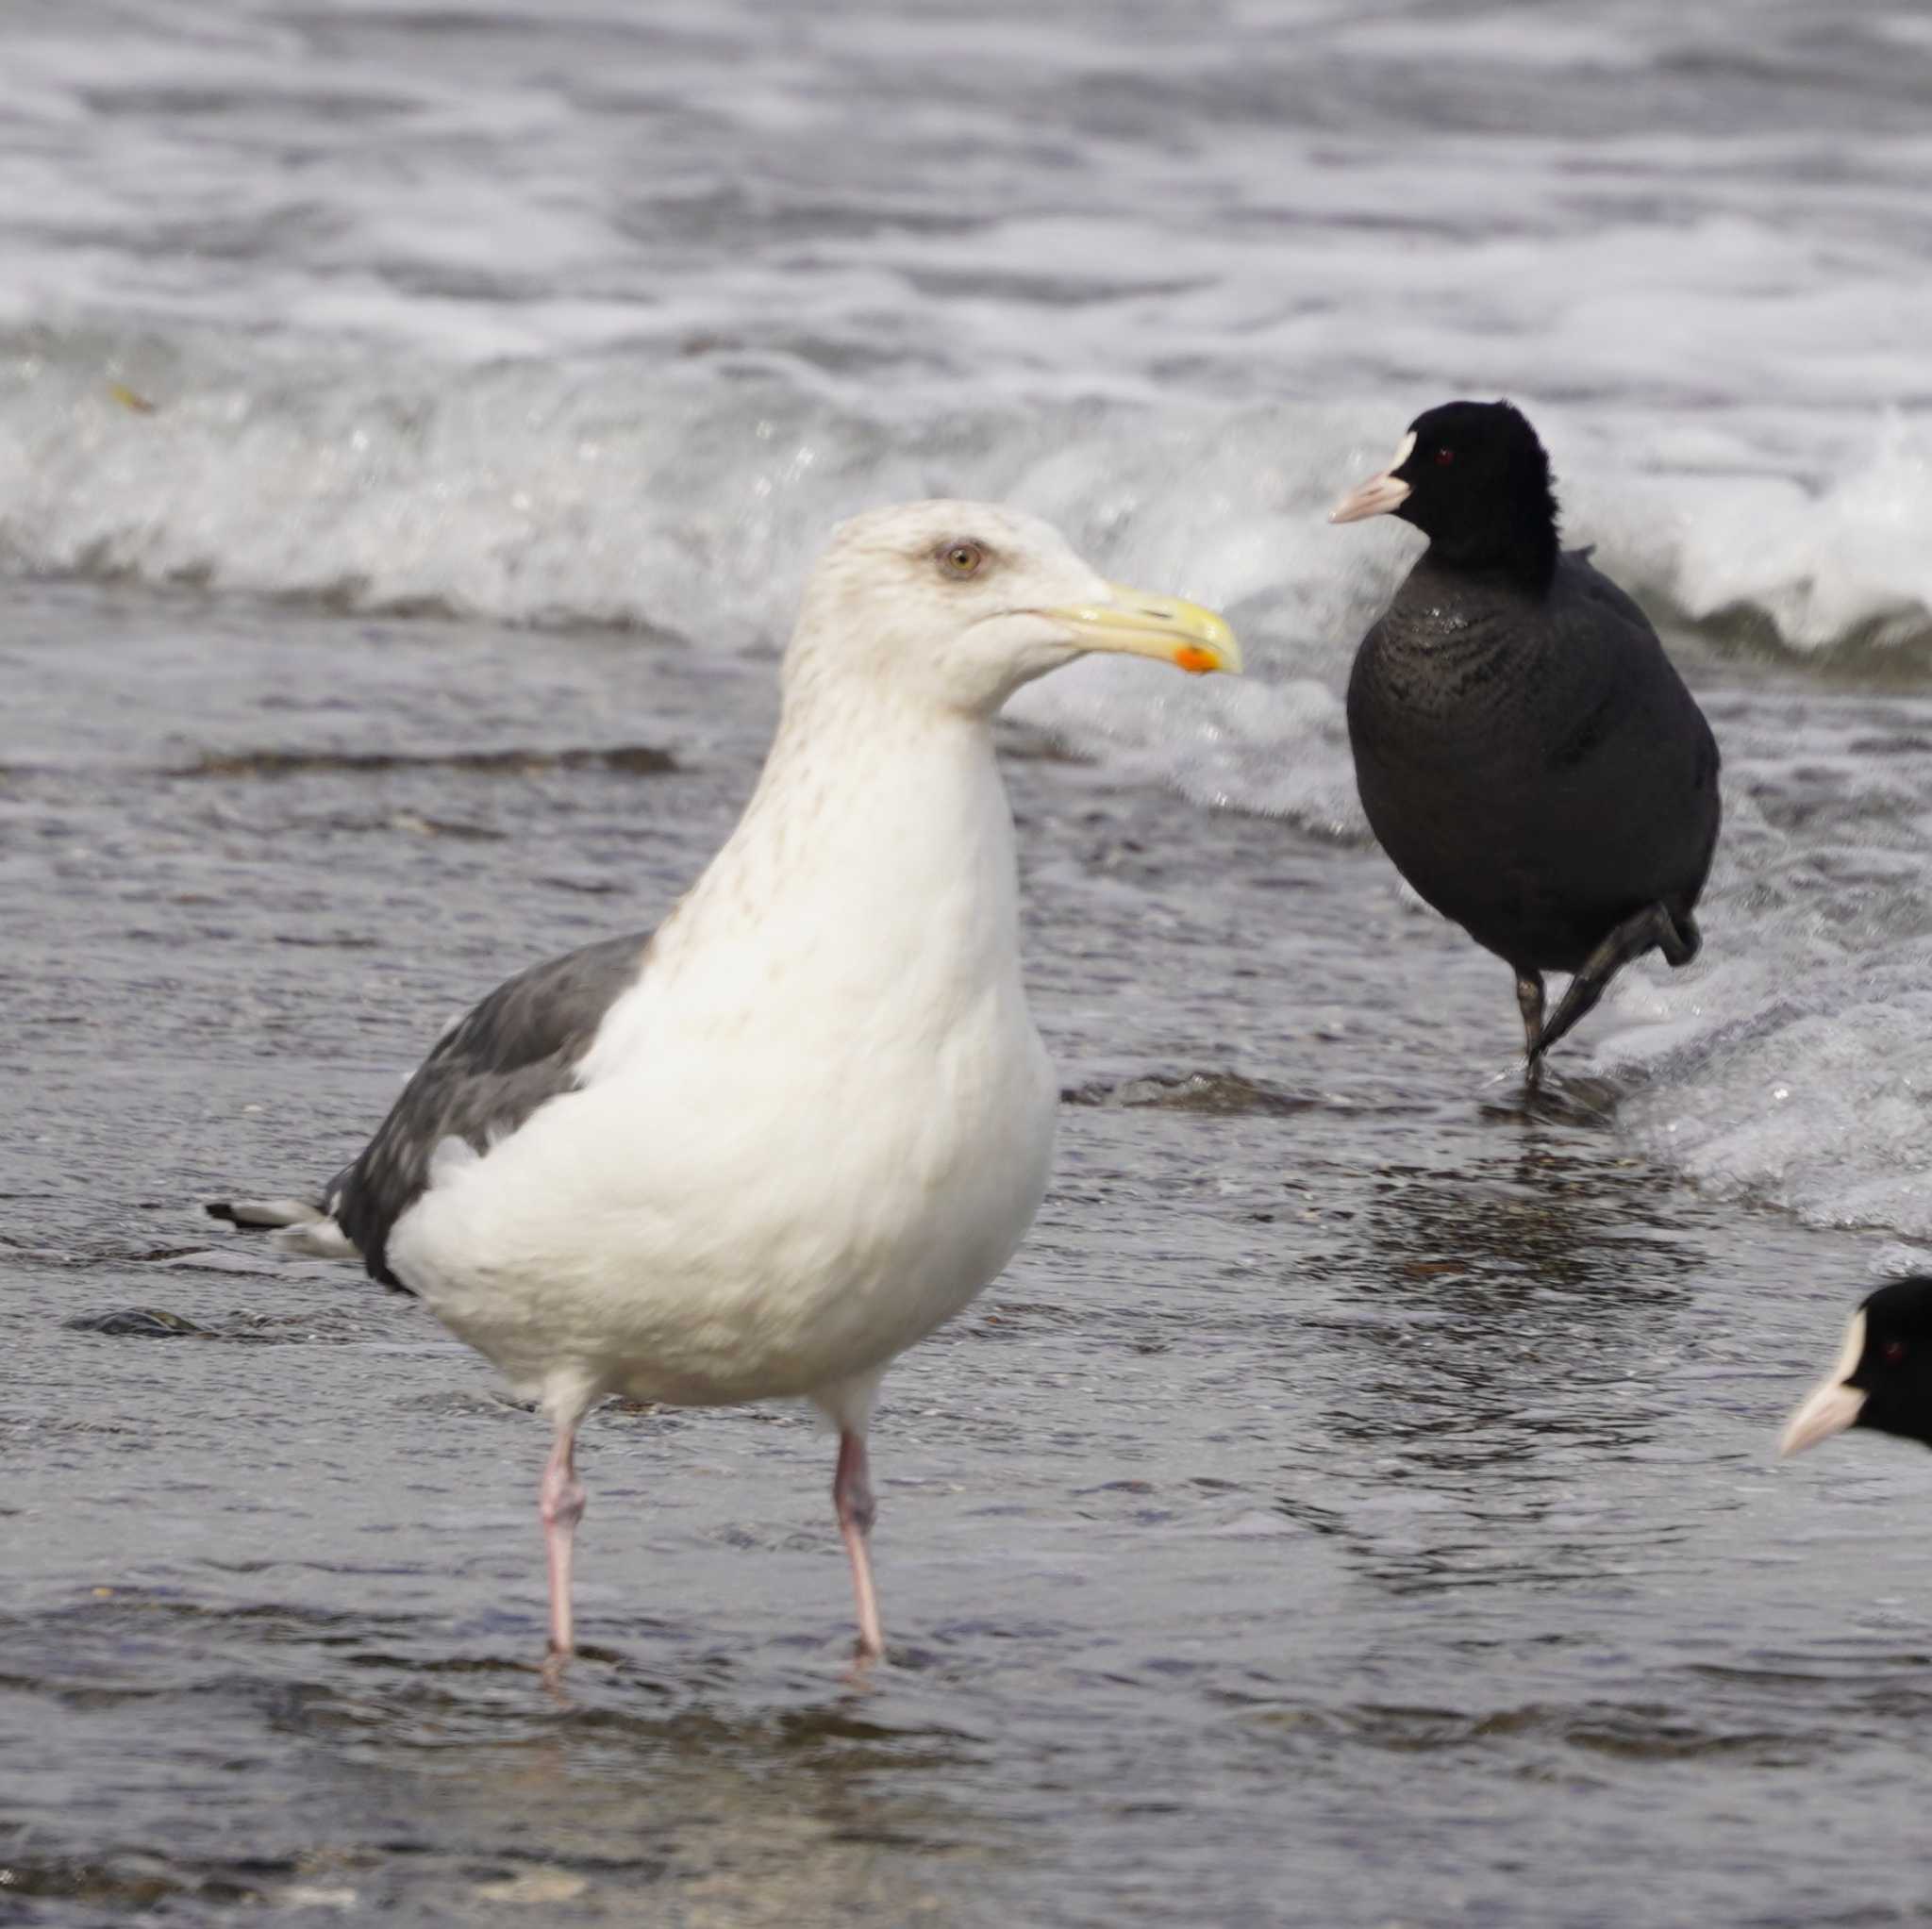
<box><xmin>1434</xmin><ymin>447</ymin><xmax>1455</xmax><ymax>466</ymax></box>
<box><xmin>1883</xmin><ymin>1338</ymin><xmax>1907</xmax><ymax>1363</ymax></box>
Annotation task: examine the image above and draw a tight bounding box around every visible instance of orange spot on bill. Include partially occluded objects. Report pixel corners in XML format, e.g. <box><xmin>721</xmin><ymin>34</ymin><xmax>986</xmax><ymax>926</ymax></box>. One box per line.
<box><xmin>1174</xmin><ymin>645</ymin><xmax>1219</xmax><ymax>675</ymax></box>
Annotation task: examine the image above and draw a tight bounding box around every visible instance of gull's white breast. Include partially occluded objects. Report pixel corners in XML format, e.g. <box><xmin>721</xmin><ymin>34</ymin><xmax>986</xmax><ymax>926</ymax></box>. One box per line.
<box><xmin>386</xmin><ymin>706</ymin><xmax>1058</xmax><ymax>1408</ymax></box>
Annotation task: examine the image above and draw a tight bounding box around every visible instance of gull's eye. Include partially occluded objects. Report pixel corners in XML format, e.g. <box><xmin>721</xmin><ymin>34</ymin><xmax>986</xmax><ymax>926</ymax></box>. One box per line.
<box><xmin>1434</xmin><ymin>447</ymin><xmax>1455</xmax><ymax>466</ymax></box>
<box><xmin>1883</xmin><ymin>1338</ymin><xmax>1907</xmax><ymax>1364</ymax></box>
<box><xmin>938</xmin><ymin>540</ymin><xmax>987</xmax><ymax>579</ymax></box>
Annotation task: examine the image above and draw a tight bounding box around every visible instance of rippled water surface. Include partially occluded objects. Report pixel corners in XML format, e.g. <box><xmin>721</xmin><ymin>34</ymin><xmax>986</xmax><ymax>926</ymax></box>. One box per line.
<box><xmin>6</xmin><ymin>2</ymin><xmax>1932</xmax><ymax>1923</ymax></box>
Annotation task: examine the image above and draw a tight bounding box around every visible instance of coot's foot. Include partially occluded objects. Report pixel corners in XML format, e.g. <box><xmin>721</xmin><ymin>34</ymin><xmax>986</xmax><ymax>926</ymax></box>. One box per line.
<box><xmin>1535</xmin><ymin>901</ymin><xmax>1684</xmax><ymax>1056</ymax></box>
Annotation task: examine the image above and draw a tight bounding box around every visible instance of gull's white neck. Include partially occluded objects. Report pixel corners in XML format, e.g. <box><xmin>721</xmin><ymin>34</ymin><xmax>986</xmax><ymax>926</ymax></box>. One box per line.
<box><xmin>598</xmin><ymin>678</ymin><xmax>1024</xmax><ymax>1060</ymax></box>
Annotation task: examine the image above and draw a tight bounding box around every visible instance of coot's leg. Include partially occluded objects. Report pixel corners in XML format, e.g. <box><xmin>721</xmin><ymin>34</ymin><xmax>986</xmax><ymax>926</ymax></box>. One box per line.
<box><xmin>1658</xmin><ymin>906</ymin><xmax>1700</xmax><ymax>968</ymax></box>
<box><xmin>1514</xmin><ymin>971</ymin><xmax>1546</xmax><ymax>1079</ymax></box>
<box><xmin>1535</xmin><ymin>903</ymin><xmax>1681</xmax><ymax>1057</ymax></box>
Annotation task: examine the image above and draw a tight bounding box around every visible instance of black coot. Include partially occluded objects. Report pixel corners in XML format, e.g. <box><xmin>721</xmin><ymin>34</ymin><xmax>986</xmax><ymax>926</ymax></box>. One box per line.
<box><xmin>1332</xmin><ymin>400</ymin><xmax>1721</xmax><ymax>1069</ymax></box>
<box><xmin>1782</xmin><ymin>1277</ymin><xmax>1932</xmax><ymax>1459</ymax></box>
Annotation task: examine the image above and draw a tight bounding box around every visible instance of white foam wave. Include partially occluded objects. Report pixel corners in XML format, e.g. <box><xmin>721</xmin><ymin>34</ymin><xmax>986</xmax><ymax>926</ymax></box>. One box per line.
<box><xmin>1588</xmin><ymin>694</ymin><xmax>1932</xmax><ymax>1240</ymax></box>
<box><xmin>4</xmin><ymin>336</ymin><xmax>1928</xmax><ymax>674</ymax></box>
<box><xmin>3</xmin><ymin>333</ymin><xmax>1930</xmax><ymax>862</ymax></box>
<box><xmin>1586</xmin><ymin>413</ymin><xmax>1932</xmax><ymax>655</ymax></box>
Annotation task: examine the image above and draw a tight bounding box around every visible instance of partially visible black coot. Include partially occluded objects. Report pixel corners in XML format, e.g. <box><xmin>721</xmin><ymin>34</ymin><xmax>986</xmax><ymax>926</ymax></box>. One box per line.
<box><xmin>1332</xmin><ymin>400</ymin><xmax>1721</xmax><ymax>1070</ymax></box>
<box><xmin>1782</xmin><ymin>1277</ymin><xmax>1932</xmax><ymax>1459</ymax></box>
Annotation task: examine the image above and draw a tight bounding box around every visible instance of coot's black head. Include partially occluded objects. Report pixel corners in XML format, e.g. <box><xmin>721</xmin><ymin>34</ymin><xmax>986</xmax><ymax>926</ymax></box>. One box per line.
<box><xmin>1781</xmin><ymin>1276</ymin><xmax>1932</xmax><ymax>1459</ymax></box>
<box><xmin>1330</xmin><ymin>399</ymin><xmax>1560</xmax><ymax>591</ymax></box>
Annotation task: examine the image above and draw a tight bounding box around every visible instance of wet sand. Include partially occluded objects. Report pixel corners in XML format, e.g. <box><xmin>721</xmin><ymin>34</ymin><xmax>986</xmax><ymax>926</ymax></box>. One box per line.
<box><xmin>4</xmin><ymin>581</ymin><xmax>1928</xmax><ymax>1927</ymax></box>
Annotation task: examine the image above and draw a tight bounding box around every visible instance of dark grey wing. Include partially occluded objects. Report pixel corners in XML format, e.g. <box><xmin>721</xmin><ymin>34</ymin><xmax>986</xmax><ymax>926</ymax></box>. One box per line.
<box><xmin>335</xmin><ymin>930</ymin><xmax>652</xmax><ymax>1289</ymax></box>
<box><xmin>1547</xmin><ymin>552</ymin><xmax>1722</xmax><ymax>911</ymax></box>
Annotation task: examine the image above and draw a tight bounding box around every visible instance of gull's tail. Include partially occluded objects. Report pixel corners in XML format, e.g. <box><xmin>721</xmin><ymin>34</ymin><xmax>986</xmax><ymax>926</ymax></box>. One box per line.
<box><xmin>206</xmin><ymin>1172</ymin><xmax>360</xmax><ymax>1260</ymax></box>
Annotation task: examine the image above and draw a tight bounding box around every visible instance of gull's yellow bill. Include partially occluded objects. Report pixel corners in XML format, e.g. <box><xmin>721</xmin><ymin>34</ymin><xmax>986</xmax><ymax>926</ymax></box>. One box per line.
<box><xmin>1044</xmin><ymin>583</ymin><xmax>1242</xmax><ymax>676</ymax></box>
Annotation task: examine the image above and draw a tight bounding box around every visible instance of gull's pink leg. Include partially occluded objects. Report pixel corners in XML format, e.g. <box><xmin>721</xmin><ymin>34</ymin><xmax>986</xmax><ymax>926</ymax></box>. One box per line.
<box><xmin>834</xmin><ymin>1429</ymin><xmax>885</xmax><ymax>1663</ymax></box>
<box><xmin>540</xmin><ymin>1420</ymin><xmax>587</xmax><ymax>1658</ymax></box>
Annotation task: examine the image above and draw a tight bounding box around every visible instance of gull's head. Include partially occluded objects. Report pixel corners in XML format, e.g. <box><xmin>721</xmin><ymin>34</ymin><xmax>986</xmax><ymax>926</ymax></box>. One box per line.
<box><xmin>788</xmin><ymin>500</ymin><xmax>1241</xmax><ymax>718</ymax></box>
<box><xmin>1780</xmin><ymin>1276</ymin><xmax>1932</xmax><ymax>1461</ymax></box>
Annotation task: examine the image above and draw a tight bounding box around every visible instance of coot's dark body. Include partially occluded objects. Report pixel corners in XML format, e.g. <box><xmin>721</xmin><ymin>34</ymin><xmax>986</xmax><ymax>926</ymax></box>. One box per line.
<box><xmin>1333</xmin><ymin>400</ymin><xmax>1721</xmax><ymax>1064</ymax></box>
<box><xmin>1347</xmin><ymin>548</ymin><xmax>1720</xmax><ymax>975</ymax></box>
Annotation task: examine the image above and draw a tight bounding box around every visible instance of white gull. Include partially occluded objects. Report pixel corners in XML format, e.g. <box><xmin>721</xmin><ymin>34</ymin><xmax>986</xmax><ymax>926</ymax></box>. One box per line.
<box><xmin>264</xmin><ymin>501</ymin><xmax>1239</xmax><ymax>1666</ymax></box>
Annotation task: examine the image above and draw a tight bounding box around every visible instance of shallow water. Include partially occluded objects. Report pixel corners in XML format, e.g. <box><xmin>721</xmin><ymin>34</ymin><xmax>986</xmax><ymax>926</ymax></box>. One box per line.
<box><xmin>7</xmin><ymin>582</ymin><xmax>1932</xmax><ymax>1927</ymax></box>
